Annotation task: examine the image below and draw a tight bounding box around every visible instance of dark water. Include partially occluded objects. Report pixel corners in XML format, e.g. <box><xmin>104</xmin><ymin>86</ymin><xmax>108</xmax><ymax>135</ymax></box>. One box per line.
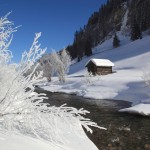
<box><xmin>35</xmin><ymin>88</ymin><xmax>150</xmax><ymax>150</ymax></box>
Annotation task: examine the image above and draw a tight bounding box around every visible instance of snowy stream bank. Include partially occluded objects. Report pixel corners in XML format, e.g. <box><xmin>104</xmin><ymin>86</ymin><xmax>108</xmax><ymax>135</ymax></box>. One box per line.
<box><xmin>35</xmin><ymin>88</ymin><xmax>150</xmax><ymax>150</ymax></box>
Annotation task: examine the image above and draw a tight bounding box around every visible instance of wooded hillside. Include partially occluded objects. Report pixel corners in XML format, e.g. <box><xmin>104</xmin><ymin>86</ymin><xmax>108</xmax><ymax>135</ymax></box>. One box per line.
<box><xmin>66</xmin><ymin>0</ymin><xmax>150</xmax><ymax>61</ymax></box>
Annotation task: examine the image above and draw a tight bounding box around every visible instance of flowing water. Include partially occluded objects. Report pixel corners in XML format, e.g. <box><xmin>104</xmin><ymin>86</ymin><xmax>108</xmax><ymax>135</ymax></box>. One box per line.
<box><xmin>35</xmin><ymin>88</ymin><xmax>150</xmax><ymax>150</ymax></box>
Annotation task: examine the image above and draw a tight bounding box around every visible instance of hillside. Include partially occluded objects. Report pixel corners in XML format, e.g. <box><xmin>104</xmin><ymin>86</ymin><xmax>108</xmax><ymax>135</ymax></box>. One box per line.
<box><xmin>70</xmin><ymin>34</ymin><xmax>150</xmax><ymax>76</ymax></box>
<box><xmin>66</xmin><ymin>0</ymin><xmax>150</xmax><ymax>60</ymax></box>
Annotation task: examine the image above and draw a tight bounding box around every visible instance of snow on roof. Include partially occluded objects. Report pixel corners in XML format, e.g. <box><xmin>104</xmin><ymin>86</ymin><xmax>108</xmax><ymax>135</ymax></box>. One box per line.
<box><xmin>85</xmin><ymin>58</ymin><xmax>114</xmax><ymax>67</ymax></box>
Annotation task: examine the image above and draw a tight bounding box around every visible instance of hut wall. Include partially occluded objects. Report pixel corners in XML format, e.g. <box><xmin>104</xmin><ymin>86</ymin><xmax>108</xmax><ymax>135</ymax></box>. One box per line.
<box><xmin>96</xmin><ymin>67</ymin><xmax>112</xmax><ymax>75</ymax></box>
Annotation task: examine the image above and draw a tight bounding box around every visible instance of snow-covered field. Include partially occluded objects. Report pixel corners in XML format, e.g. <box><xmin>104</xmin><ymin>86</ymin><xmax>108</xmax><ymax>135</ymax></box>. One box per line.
<box><xmin>40</xmin><ymin>35</ymin><xmax>150</xmax><ymax>116</ymax></box>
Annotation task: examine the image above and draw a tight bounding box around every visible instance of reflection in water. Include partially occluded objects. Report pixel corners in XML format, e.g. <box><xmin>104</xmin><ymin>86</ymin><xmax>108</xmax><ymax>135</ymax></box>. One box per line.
<box><xmin>35</xmin><ymin>88</ymin><xmax>150</xmax><ymax>150</ymax></box>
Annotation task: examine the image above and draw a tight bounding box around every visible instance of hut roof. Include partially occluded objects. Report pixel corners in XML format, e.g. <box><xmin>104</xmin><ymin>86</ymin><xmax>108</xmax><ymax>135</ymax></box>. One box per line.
<box><xmin>85</xmin><ymin>58</ymin><xmax>114</xmax><ymax>67</ymax></box>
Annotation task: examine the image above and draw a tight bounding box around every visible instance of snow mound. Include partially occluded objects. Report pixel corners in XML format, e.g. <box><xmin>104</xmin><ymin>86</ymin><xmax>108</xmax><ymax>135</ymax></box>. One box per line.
<box><xmin>119</xmin><ymin>104</ymin><xmax>150</xmax><ymax>116</ymax></box>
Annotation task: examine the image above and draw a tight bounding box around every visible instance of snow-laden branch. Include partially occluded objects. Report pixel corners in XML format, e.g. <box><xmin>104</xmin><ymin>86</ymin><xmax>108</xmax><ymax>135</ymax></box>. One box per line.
<box><xmin>20</xmin><ymin>32</ymin><xmax>46</xmax><ymax>71</ymax></box>
<box><xmin>0</xmin><ymin>12</ymin><xmax>18</xmax><ymax>63</ymax></box>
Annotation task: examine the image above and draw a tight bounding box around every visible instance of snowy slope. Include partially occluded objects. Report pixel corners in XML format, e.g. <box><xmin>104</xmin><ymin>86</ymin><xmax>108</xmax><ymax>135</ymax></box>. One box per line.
<box><xmin>42</xmin><ymin>35</ymin><xmax>150</xmax><ymax>104</ymax></box>
<box><xmin>70</xmin><ymin>35</ymin><xmax>149</xmax><ymax>75</ymax></box>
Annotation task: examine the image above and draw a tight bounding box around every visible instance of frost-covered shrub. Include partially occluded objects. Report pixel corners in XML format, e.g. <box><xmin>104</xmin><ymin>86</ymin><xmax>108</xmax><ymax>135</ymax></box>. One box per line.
<box><xmin>0</xmin><ymin>14</ymin><xmax>105</xmax><ymax>144</ymax></box>
<box><xmin>83</xmin><ymin>71</ymin><xmax>94</xmax><ymax>85</ymax></box>
<box><xmin>49</xmin><ymin>49</ymin><xmax>71</xmax><ymax>82</ymax></box>
<box><xmin>83</xmin><ymin>71</ymin><xmax>101</xmax><ymax>86</ymax></box>
<box><xmin>142</xmin><ymin>72</ymin><xmax>150</xmax><ymax>101</ymax></box>
<box><xmin>142</xmin><ymin>72</ymin><xmax>150</xmax><ymax>87</ymax></box>
<box><xmin>60</xmin><ymin>48</ymin><xmax>71</xmax><ymax>74</ymax></box>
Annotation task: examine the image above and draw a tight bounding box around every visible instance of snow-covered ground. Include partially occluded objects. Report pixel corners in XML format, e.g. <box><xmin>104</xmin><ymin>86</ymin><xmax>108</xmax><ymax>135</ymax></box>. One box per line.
<box><xmin>0</xmin><ymin>117</ymin><xmax>99</xmax><ymax>150</ymax></box>
<box><xmin>40</xmin><ymin>34</ymin><xmax>150</xmax><ymax>116</ymax></box>
<box><xmin>0</xmin><ymin>129</ymin><xmax>98</xmax><ymax>150</ymax></box>
<box><xmin>119</xmin><ymin>104</ymin><xmax>150</xmax><ymax>116</ymax></box>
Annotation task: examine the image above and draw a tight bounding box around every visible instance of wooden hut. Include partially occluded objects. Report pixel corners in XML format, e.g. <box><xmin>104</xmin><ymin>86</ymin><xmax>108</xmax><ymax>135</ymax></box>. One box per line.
<box><xmin>85</xmin><ymin>58</ymin><xmax>114</xmax><ymax>75</ymax></box>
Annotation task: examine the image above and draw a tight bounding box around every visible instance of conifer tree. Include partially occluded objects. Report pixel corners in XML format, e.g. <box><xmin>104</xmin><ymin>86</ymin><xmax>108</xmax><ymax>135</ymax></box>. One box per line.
<box><xmin>131</xmin><ymin>19</ymin><xmax>142</xmax><ymax>41</ymax></box>
<box><xmin>85</xmin><ymin>36</ymin><xmax>92</xmax><ymax>56</ymax></box>
<box><xmin>113</xmin><ymin>33</ymin><xmax>120</xmax><ymax>48</ymax></box>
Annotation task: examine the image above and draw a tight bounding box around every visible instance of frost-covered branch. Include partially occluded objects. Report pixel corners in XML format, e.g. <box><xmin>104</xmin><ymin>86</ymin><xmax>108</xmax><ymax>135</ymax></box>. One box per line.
<box><xmin>0</xmin><ymin>12</ymin><xmax>18</xmax><ymax>63</ymax></box>
<box><xmin>20</xmin><ymin>32</ymin><xmax>46</xmax><ymax>72</ymax></box>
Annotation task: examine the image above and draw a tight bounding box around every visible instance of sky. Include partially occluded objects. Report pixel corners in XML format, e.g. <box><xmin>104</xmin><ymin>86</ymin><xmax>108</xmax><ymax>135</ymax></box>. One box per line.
<box><xmin>0</xmin><ymin>0</ymin><xmax>106</xmax><ymax>62</ymax></box>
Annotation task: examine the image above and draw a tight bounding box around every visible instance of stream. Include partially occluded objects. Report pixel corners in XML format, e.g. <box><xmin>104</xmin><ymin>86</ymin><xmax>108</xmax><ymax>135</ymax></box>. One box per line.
<box><xmin>35</xmin><ymin>88</ymin><xmax>150</xmax><ymax>150</ymax></box>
